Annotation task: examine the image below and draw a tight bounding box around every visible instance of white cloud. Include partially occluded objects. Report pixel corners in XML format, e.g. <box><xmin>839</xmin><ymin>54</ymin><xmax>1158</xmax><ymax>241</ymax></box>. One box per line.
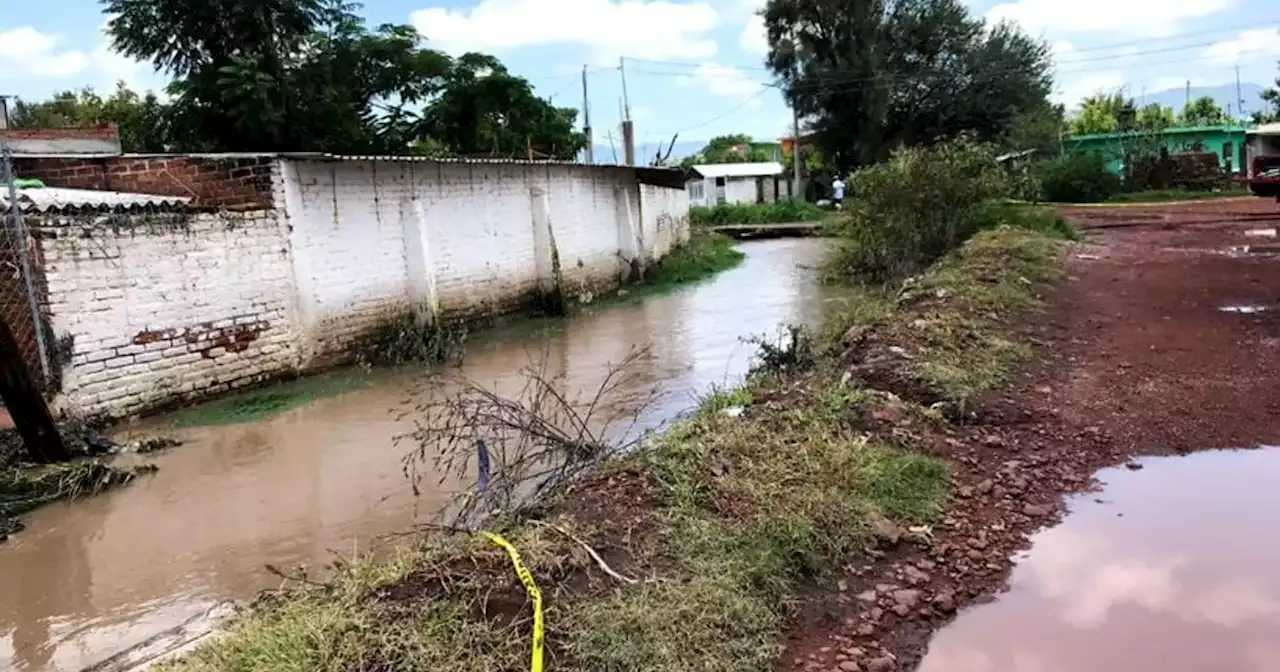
<box><xmin>1054</xmin><ymin>72</ymin><xmax>1127</xmax><ymax>108</ymax></box>
<box><xmin>1204</xmin><ymin>28</ymin><xmax>1280</xmax><ymax>65</ymax></box>
<box><xmin>410</xmin><ymin>0</ymin><xmax>720</xmax><ymax>62</ymax></box>
<box><xmin>986</xmin><ymin>0</ymin><xmax>1233</xmax><ymax>36</ymax></box>
<box><xmin>740</xmin><ymin>13</ymin><xmax>767</xmax><ymax>55</ymax></box>
<box><xmin>0</xmin><ymin>27</ymin><xmax>90</xmax><ymax>78</ymax></box>
<box><xmin>677</xmin><ymin>62</ymin><xmax>764</xmax><ymax>100</ymax></box>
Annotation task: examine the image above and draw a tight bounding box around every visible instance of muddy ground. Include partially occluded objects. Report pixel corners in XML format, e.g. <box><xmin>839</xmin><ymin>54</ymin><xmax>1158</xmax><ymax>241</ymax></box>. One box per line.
<box><xmin>780</xmin><ymin>197</ymin><xmax>1280</xmax><ymax>672</ymax></box>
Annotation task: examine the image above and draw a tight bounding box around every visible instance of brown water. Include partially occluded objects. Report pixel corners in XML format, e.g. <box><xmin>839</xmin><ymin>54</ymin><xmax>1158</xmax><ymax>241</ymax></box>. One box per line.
<box><xmin>0</xmin><ymin>238</ymin><xmax>847</xmax><ymax>671</ymax></box>
<box><xmin>919</xmin><ymin>447</ymin><xmax>1280</xmax><ymax>672</ymax></box>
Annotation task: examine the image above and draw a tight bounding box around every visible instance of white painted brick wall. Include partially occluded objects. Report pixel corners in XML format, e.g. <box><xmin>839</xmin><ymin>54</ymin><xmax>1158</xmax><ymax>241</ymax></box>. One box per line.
<box><xmin>40</xmin><ymin>159</ymin><xmax>689</xmax><ymax>417</ymax></box>
<box><xmin>38</xmin><ymin>211</ymin><xmax>299</xmax><ymax>417</ymax></box>
<box><xmin>640</xmin><ymin>184</ymin><xmax>692</xmax><ymax>261</ymax></box>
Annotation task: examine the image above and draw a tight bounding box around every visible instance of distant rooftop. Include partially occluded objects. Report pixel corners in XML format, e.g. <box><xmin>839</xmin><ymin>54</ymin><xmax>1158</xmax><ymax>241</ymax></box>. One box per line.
<box><xmin>1068</xmin><ymin>124</ymin><xmax>1253</xmax><ymax>142</ymax></box>
<box><xmin>688</xmin><ymin>162</ymin><xmax>785</xmax><ymax>178</ymax></box>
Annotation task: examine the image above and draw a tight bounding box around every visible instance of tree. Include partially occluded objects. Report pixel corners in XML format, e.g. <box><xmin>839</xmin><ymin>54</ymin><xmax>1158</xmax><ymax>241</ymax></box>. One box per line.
<box><xmin>1003</xmin><ymin>101</ymin><xmax>1065</xmax><ymax>153</ymax></box>
<box><xmin>763</xmin><ymin>0</ymin><xmax>1053</xmax><ymax>171</ymax></box>
<box><xmin>1180</xmin><ymin>96</ymin><xmax>1226</xmax><ymax>126</ymax></box>
<box><xmin>11</xmin><ymin>83</ymin><xmax>171</xmax><ymax>152</ymax></box>
<box><xmin>416</xmin><ymin>54</ymin><xmax>585</xmax><ymax>159</ymax></box>
<box><xmin>102</xmin><ymin>0</ymin><xmax>579</xmax><ymax>156</ymax></box>
<box><xmin>1069</xmin><ymin>93</ymin><xmax>1127</xmax><ymax>134</ymax></box>
<box><xmin>679</xmin><ymin>134</ymin><xmax>772</xmax><ymax>168</ymax></box>
<box><xmin>1136</xmin><ymin>103</ymin><xmax>1176</xmax><ymax>131</ymax></box>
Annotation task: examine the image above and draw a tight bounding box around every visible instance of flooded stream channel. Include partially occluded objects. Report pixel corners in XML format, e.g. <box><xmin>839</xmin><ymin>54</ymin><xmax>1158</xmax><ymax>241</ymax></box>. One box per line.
<box><xmin>919</xmin><ymin>447</ymin><xmax>1280</xmax><ymax>672</ymax></box>
<box><xmin>0</xmin><ymin>238</ymin><xmax>845</xmax><ymax>671</ymax></box>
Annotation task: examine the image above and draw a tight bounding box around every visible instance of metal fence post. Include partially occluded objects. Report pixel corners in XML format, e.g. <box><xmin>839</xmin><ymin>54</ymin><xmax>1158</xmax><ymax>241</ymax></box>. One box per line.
<box><xmin>1</xmin><ymin>143</ymin><xmax>52</xmax><ymax>384</ymax></box>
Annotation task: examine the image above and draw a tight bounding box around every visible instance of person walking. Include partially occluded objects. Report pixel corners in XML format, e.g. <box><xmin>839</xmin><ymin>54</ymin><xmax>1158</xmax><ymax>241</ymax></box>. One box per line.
<box><xmin>831</xmin><ymin>175</ymin><xmax>846</xmax><ymax>210</ymax></box>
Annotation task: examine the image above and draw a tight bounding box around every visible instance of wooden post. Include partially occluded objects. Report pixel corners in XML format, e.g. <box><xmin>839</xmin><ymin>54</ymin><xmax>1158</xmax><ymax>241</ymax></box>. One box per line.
<box><xmin>0</xmin><ymin>315</ymin><xmax>67</xmax><ymax>463</ymax></box>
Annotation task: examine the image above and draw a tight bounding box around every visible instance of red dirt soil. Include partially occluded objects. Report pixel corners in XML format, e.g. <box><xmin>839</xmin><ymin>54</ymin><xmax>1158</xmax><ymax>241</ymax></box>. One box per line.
<box><xmin>779</xmin><ymin>197</ymin><xmax>1280</xmax><ymax>672</ymax></box>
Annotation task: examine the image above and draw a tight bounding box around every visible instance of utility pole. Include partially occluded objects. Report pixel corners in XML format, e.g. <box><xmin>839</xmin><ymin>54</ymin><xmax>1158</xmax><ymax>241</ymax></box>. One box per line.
<box><xmin>582</xmin><ymin>65</ymin><xmax>593</xmax><ymax>165</ymax></box>
<box><xmin>619</xmin><ymin>58</ymin><xmax>635</xmax><ymax>166</ymax></box>
<box><xmin>1185</xmin><ymin>80</ymin><xmax>1192</xmax><ymax>112</ymax></box>
<box><xmin>792</xmin><ymin>103</ymin><xmax>802</xmax><ymax>198</ymax></box>
<box><xmin>1237</xmin><ymin>65</ymin><xmax>1246</xmax><ymax>120</ymax></box>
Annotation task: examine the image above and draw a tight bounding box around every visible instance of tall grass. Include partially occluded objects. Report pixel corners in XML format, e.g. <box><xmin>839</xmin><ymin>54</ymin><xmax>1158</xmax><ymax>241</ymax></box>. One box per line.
<box><xmin>690</xmin><ymin>200</ymin><xmax>825</xmax><ymax>226</ymax></box>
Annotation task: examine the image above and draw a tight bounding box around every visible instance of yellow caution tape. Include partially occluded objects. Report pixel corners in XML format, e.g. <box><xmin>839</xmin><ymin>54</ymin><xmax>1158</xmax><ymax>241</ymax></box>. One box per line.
<box><xmin>479</xmin><ymin>531</ymin><xmax>545</xmax><ymax>672</ymax></box>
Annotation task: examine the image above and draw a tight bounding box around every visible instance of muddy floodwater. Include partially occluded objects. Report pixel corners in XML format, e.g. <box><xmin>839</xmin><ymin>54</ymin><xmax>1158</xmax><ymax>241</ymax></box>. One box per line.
<box><xmin>0</xmin><ymin>238</ymin><xmax>846</xmax><ymax>671</ymax></box>
<box><xmin>919</xmin><ymin>447</ymin><xmax>1280</xmax><ymax>672</ymax></box>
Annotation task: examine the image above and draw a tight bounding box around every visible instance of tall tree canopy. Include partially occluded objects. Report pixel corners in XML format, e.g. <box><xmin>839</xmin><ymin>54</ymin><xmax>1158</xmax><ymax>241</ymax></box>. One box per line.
<box><xmin>762</xmin><ymin>0</ymin><xmax>1052</xmax><ymax>170</ymax></box>
<box><xmin>1179</xmin><ymin>96</ymin><xmax>1226</xmax><ymax>126</ymax></box>
<box><xmin>679</xmin><ymin>134</ymin><xmax>773</xmax><ymax>168</ymax></box>
<box><xmin>1068</xmin><ymin>91</ymin><xmax>1225</xmax><ymax>135</ymax></box>
<box><xmin>93</xmin><ymin>0</ymin><xmax>582</xmax><ymax>157</ymax></box>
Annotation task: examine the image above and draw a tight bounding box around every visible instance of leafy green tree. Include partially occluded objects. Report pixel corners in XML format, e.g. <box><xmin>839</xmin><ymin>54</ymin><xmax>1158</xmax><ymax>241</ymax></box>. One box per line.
<box><xmin>762</xmin><ymin>0</ymin><xmax>1052</xmax><ymax>171</ymax></box>
<box><xmin>679</xmin><ymin>134</ymin><xmax>772</xmax><ymax>168</ymax></box>
<box><xmin>1003</xmin><ymin>102</ymin><xmax>1065</xmax><ymax>153</ymax></box>
<box><xmin>416</xmin><ymin>54</ymin><xmax>585</xmax><ymax>159</ymax></box>
<box><xmin>1069</xmin><ymin>93</ymin><xmax>1128</xmax><ymax>134</ymax></box>
<box><xmin>1136</xmin><ymin>103</ymin><xmax>1176</xmax><ymax>131</ymax></box>
<box><xmin>1179</xmin><ymin>96</ymin><xmax>1226</xmax><ymax>126</ymax></box>
<box><xmin>11</xmin><ymin>82</ymin><xmax>170</xmax><ymax>151</ymax></box>
<box><xmin>102</xmin><ymin>0</ymin><xmax>580</xmax><ymax>156</ymax></box>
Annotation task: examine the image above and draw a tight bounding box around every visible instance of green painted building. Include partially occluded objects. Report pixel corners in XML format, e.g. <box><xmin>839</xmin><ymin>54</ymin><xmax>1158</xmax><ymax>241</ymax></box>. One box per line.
<box><xmin>1065</xmin><ymin>124</ymin><xmax>1252</xmax><ymax>175</ymax></box>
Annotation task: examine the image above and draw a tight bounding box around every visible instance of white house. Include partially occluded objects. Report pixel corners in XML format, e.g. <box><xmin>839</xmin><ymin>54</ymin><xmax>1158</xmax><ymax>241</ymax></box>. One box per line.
<box><xmin>685</xmin><ymin>162</ymin><xmax>788</xmax><ymax>207</ymax></box>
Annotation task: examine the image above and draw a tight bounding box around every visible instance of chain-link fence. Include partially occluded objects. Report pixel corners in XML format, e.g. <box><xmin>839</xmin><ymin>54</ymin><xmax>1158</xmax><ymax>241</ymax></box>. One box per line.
<box><xmin>0</xmin><ymin>145</ymin><xmax>51</xmax><ymax>393</ymax></box>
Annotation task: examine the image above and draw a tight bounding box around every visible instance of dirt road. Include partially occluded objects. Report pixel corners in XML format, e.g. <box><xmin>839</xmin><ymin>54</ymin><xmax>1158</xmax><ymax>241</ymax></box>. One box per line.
<box><xmin>782</xmin><ymin>197</ymin><xmax>1280</xmax><ymax>672</ymax></box>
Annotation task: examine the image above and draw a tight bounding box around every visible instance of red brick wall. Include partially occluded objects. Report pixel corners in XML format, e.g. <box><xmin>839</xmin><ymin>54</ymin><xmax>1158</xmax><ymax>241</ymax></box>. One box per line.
<box><xmin>0</xmin><ymin>124</ymin><xmax>119</xmax><ymax>142</ymax></box>
<box><xmin>12</xmin><ymin>156</ymin><xmax>276</xmax><ymax>209</ymax></box>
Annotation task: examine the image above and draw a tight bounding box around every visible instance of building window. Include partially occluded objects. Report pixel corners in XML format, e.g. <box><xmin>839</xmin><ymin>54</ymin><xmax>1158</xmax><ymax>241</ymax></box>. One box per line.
<box><xmin>688</xmin><ymin>181</ymin><xmax>704</xmax><ymax>202</ymax></box>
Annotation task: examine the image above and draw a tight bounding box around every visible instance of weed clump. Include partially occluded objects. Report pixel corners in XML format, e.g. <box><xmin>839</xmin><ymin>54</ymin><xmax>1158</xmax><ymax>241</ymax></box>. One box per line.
<box><xmin>354</xmin><ymin>314</ymin><xmax>468</xmax><ymax>367</ymax></box>
<box><xmin>0</xmin><ymin>460</ymin><xmax>154</xmax><ymax>519</ymax></box>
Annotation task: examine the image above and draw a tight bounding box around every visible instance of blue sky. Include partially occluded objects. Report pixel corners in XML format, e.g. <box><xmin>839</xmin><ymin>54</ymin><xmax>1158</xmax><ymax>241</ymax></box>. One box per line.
<box><xmin>3</xmin><ymin>0</ymin><xmax>1280</xmax><ymax>153</ymax></box>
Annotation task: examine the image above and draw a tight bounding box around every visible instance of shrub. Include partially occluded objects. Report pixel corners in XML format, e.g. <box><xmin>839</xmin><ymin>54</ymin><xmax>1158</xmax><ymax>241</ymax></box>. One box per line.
<box><xmin>689</xmin><ymin>200</ymin><xmax>824</xmax><ymax>226</ymax></box>
<box><xmin>831</xmin><ymin>138</ymin><xmax>1010</xmax><ymax>283</ymax></box>
<box><xmin>972</xmin><ymin>202</ymin><xmax>1079</xmax><ymax>240</ymax></box>
<box><xmin>1036</xmin><ymin>153</ymin><xmax>1123</xmax><ymax>203</ymax></box>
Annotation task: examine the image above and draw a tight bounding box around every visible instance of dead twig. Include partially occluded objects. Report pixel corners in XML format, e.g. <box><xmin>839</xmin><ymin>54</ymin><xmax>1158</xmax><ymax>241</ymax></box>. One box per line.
<box><xmin>533</xmin><ymin>520</ymin><xmax>638</xmax><ymax>585</ymax></box>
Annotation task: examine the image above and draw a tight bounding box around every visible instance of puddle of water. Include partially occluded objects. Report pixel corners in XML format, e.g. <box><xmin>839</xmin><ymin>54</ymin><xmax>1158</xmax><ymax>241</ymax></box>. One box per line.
<box><xmin>1220</xmin><ymin>305</ymin><xmax>1270</xmax><ymax>314</ymax></box>
<box><xmin>1225</xmin><ymin>243</ymin><xmax>1280</xmax><ymax>257</ymax></box>
<box><xmin>0</xmin><ymin>238</ymin><xmax>851</xmax><ymax>671</ymax></box>
<box><xmin>919</xmin><ymin>447</ymin><xmax>1280</xmax><ymax>672</ymax></box>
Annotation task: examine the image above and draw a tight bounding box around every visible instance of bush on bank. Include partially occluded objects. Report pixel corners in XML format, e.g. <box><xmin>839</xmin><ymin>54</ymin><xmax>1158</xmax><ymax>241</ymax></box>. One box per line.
<box><xmin>1034</xmin><ymin>153</ymin><xmax>1123</xmax><ymax>204</ymax></box>
<box><xmin>689</xmin><ymin>200</ymin><xmax>825</xmax><ymax>226</ymax></box>
<box><xmin>828</xmin><ymin>139</ymin><xmax>1013</xmax><ymax>283</ymax></box>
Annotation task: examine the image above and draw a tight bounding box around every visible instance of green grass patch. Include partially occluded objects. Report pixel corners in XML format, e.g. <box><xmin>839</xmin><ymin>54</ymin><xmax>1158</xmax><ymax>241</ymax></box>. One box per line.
<box><xmin>834</xmin><ymin>227</ymin><xmax>1067</xmax><ymax>411</ymax></box>
<box><xmin>585</xmin><ymin>232</ymin><xmax>746</xmax><ymax>311</ymax></box>
<box><xmin>641</xmin><ymin>232</ymin><xmax>745</xmax><ymax>288</ymax></box>
<box><xmin>160</xmin><ymin>369</ymin><xmax>389</xmax><ymax>428</ymax></box>
<box><xmin>690</xmin><ymin>200</ymin><xmax>825</xmax><ymax>226</ymax></box>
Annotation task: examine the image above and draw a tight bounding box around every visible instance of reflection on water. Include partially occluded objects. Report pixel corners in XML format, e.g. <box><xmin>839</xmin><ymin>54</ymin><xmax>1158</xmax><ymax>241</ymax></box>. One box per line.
<box><xmin>919</xmin><ymin>447</ymin><xmax>1280</xmax><ymax>672</ymax></box>
<box><xmin>0</xmin><ymin>238</ymin><xmax>846</xmax><ymax>671</ymax></box>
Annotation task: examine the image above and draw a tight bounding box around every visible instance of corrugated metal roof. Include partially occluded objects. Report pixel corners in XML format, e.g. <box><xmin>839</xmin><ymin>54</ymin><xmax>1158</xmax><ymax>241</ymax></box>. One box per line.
<box><xmin>0</xmin><ymin>187</ymin><xmax>191</xmax><ymax>213</ymax></box>
<box><xmin>7</xmin><ymin>151</ymin><xmax>686</xmax><ymax>175</ymax></box>
<box><xmin>1248</xmin><ymin>123</ymin><xmax>1280</xmax><ymax>136</ymax></box>
<box><xmin>689</xmin><ymin>162</ymin><xmax>785</xmax><ymax>178</ymax></box>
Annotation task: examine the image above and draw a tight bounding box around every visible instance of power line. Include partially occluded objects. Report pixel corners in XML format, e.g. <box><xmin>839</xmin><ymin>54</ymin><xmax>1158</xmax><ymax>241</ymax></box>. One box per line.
<box><xmin>648</xmin><ymin>88</ymin><xmax>771</xmax><ymax>136</ymax></box>
<box><xmin>621</xmin><ymin>19</ymin><xmax>1280</xmax><ymax>76</ymax></box>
